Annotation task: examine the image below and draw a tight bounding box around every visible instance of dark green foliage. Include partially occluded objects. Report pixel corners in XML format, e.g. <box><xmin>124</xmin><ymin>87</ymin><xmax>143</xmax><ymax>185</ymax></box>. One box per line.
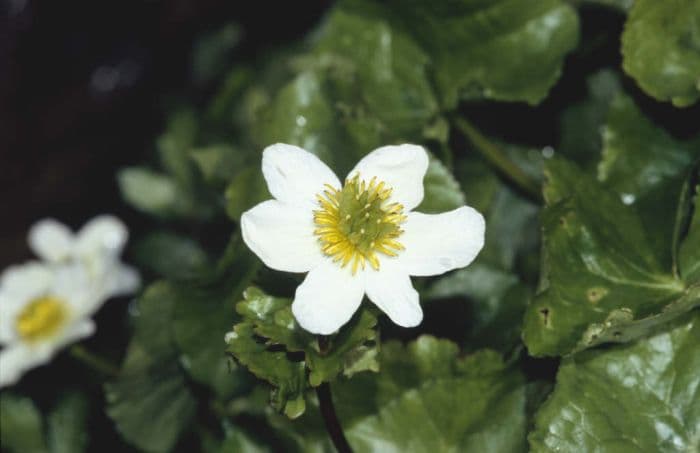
<box><xmin>10</xmin><ymin>1</ymin><xmax>700</xmax><ymax>451</ymax></box>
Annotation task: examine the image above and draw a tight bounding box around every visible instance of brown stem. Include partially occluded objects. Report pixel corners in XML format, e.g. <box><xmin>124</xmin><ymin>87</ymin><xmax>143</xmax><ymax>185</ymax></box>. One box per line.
<box><xmin>453</xmin><ymin>117</ymin><xmax>542</xmax><ymax>203</ymax></box>
<box><xmin>318</xmin><ymin>335</ymin><xmax>330</xmax><ymax>355</ymax></box>
<box><xmin>69</xmin><ymin>345</ymin><xmax>119</xmax><ymax>377</ymax></box>
<box><xmin>316</xmin><ymin>382</ymin><xmax>353</xmax><ymax>453</ymax></box>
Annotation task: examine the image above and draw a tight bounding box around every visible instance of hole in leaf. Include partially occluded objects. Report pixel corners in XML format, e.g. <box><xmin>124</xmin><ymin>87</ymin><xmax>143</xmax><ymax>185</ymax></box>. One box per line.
<box><xmin>539</xmin><ymin>307</ymin><xmax>551</xmax><ymax>327</ymax></box>
<box><xmin>285</xmin><ymin>350</ymin><xmax>305</xmax><ymax>362</ymax></box>
<box><xmin>586</xmin><ymin>286</ymin><xmax>608</xmax><ymax>304</ymax></box>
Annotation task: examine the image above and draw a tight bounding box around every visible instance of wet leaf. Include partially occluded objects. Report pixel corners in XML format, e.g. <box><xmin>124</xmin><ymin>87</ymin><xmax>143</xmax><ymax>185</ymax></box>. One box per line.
<box><xmin>349</xmin><ymin>0</ymin><xmax>580</xmax><ymax>107</ymax></box>
<box><xmin>416</xmin><ymin>154</ymin><xmax>466</xmax><ymax>214</ymax></box>
<box><xmin>530</xmin><ymin>312</ymin><xmax>700</xmax><ymax>452</ymax></box>
<box><xmin>172</xmin><ymin>235</ymin><xmax>260</xmax><ymax>398</ymax></box>
<box><xmin>47</xmin><ymin>392</ymin><xmax>89</xmax><ymax>453</ymax></box>
<box><xmin>621</xmin><ymin>0</ymin><xmax>700</xmax><ymax>106</ymax></box>
<box><xmin>272</xmin><ymin>337</ymin><xmax>531</xmax><ymax>453</ymax></box>
<box><xmin>0</xmin><ymin>393</ymin><xmax>47</xmax><ymax>453</ymax></box>
<box><xmin>598</xmin><ymin>92</ymin><xmax>700</xmax><ymax>266</ymax></box>
<box><xmin>226</xmin><ymin>287</ymin><xmax>379</xmax><ymax>418</ymax></box>
<box><xmin>680</xmin><ymin>179</ymin><xmax>700</xmax><ymax>284</ymax></box>
<box><xmin>105</xmin><ymin>283</ymin><xmax>197</xmax><ymax>453</ymax></box>
<box><xmin>523</xmin><ymin>158</ymin><xmax>697</xmax><ymax>357</ymax></box>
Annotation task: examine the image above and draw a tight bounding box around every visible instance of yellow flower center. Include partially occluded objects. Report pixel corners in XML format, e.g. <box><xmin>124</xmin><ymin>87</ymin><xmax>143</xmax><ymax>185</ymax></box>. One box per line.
<box><xmin>16</xmin><ymin>296</ymin><xmax>69</xmax><ymax>342</ymax></box>
<box><xmin>313</xmin><ymin>174</ymin><xmax>406</xmax><ymax>274</ymax></box>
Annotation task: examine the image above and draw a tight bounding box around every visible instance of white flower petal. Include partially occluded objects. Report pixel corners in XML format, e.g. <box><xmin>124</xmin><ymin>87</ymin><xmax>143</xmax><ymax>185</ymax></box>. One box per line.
<box><xmin>0</xmin><ymin>294</ymin><xmax>18</xmax><ymax>345</ymax></box>
<box><xmin>0</xmin><ymin>262</ymin><xmax>52</xmax><ymax>301</ymax></box>
<box><xmin>349</xmin><ymin>144</ymin><xmax>429</xmax><ymax>211</ymax></box>
<box><xmin>0</xmin><ymin>263</ymin><xmax>54</xmax><ymax>345</ymax></box>
<box><xmin>397</xmin><ymin>206</ymin><xmax>485</xmax><ymax>276</ymax></box>
<box><xmin>292</xmin><ymin>262</ymin><xmax>364</xmax><ymax>334</ymax></box>
<box><xmin>0</xmin><ymin>342</ymin><xmax>56</xmax><ymax>388</ymax></box>
<box><xmin>75</xmin><ymin>215</ymin><xmax>128</xmax><ymax>258</ymax></box>
<box><xmin>0</xmin><ymin>319</ymin><xmax>96</xmax><ymax>388</ymax></box>
<box><xmin>241</xmin><ymin>200</ymin><xmax>323</xmax><ymax>273</ymax></box>
<box><xmin>262</xmin><ymin>143</ymin><xmax>341</xmax><ymax>208</ymax></box>
<box><xmin>365</xmin><ymin>269</ymin><xmax>422</xmax><ymax>328</ymax></box>
<box><xmin>28</xmin><ymin>219</ymin><xmax>75</xmax><ymax>262</ymax></box>
<box><xmin>108</xmin><ymin>264</ymin><xmax>141</xmax><ymax>298</ymax></box>
<box><xmin>58</xmin><ymin>319</ymin><xmax>96</xmax><ymax>346</ymax></box>
<box><xmin>52</xmin><ymin>264</ymin><xmax>102</xmax><ymax>317</ymax></box>
<box><xmin>0</xmin><ymin>344</ymin><xmax>40</xmax><ymax>387</ymax></box>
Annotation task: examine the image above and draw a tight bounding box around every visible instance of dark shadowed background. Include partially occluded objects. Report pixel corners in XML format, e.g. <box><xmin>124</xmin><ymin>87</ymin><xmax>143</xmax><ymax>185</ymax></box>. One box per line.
<box><xmin>1</xmin><ymin>0</ymin><xmax>330</xmax><ymax>268</ymax></box>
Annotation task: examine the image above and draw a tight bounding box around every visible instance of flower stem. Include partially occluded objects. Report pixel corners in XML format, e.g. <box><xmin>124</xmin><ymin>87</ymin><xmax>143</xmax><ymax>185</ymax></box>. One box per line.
<box><xmin>453</xmin><ymin>117</ymin><xmax>542</xmax><ymax>202</ymax></box>
<box><xmin>316</xmin><ymin>382</ymin><xmax>353</xmax><ymax>453</ymax></box>
<box><xmin>316</xmin><ymin>335</ymin><xmax>353</xmax><ymax>453</ymax></box>
<box><xmin>69</xmin><ymin>345</ymin><xmax>119</xmax><ymax>377</ymax></box>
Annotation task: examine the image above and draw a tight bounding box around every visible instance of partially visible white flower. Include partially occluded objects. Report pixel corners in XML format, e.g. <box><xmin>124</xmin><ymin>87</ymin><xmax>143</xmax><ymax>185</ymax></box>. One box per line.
<box><xmin>241</xmin><ymin>144</ymin><xmax>485</xmax><ymax>335</ymax></box>
<box><xmin>0</xmin><ymin>216</ymin><xmax>139</xmax><ymax>387</ymax></box>
<box><xmin>28</xmin><ymin>215</ymin><xmax>140</xmax><ymax>296</ymax></box>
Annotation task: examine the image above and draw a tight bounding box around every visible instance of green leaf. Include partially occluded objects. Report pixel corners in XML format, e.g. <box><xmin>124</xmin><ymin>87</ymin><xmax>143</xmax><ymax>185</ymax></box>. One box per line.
<box><xmin>172</xmin><ymin>235</ymin><xmax>261</xmax><ymax>398</ymax></box>
<box><xmin>106</xmin><ymin>283</ymin><xmax>197</xmax><ymax>452</ymax></box>
<box><xmin>457</xmin><ymin>156</ymin><xmax>502</xmax><ymax>214</ymax></box>
<box><xmin>205</xmin><ymin>66</ymin><xmax>255</xmax><ymax>129</ymax></box>
<box><xmin>47</xmin><ymin>392</ymin><xmax>89</xmax><ymax>453</ymax></box>
<box><xmin>0</xmin><ymin>393</ymin><xmax>47</xmax><ymax>453</ymax></box>
<box><xmin>581</xmin><ymin>0</ymin><xmax>634</xmax><ymax>11</ymax></box>
<box><xmin>314</xmin><ymin>5</ymin><xmax>438</xmax><ymax>137</ymax></box>
<box><xmin>621</xmin><ymin>0</ymin><xmax>700</xmax><ymax>106</ymax></box>
<box><xmin>458</xmin><ymin>154</ymin><xmax>540</xmax><ymax>273</ymax></box>
<box><xmin>598</xmin><ymin>92</ymin><xmax>700</xmax><ymax>266</ymax></box>
<box><xmin>226</xmin><ymin>322</ymin><xmax>308</xmax><ymax>419</ymax></box>
<box><xmin>190</xmin><ymin>144</ymin><xmax>246</xmax><ymax>188</ymax></box>
<box><xmin>267</xmin><ymin>339</ymin><xmax>532</xmax><ymax>452</ymax></box>
<box><xmin>275</xmin><ymin>337</ymin><xmax>530</xmax><ymax>452</ymax></box>
<box><xmin>224</xmin><ymin>166</ymin><xmax>270</xmax><ymax>222</ymax></box>
<box><xmin>523</xmin><ymin>158</ymin><xmax>697</xmax><ymax>357</ymax></box>
<box><xmin>429</xmin><ymin>154</ymin><xmax>538</xmax><ymax>352</ymax></box>
<box><xmin>132</xmin><ymin>231</ymin><xmax>208</xmax><ymax>280</ymax></box>
<box><xmin>252</xmin><ymin>70</ymin><xmax>361</xmax><ymax>176</ymax></box>
<box><xmin>529</xmin><ymin>312</ymin><xmax>700</xmax><ymax>452</ymax></box>
<box><xmin>416</xmin><ymin>154</ymin><xmax>466</xmax><ymax>214</ymax></box>
<box><xmin>237</xmin><ymin>288</ymin><xmax>379</xmax><ymax>385</ymax></box>
<box><xmin>558</xmin><ymin>69</ymin><xmax>622</xmax><ymax>165</ymax></box>
<box><xmin>157</xmin><ymin>109</ymin><xmax>200</xmax><ymax>187</ymax></box>
<box><xmin>425</xmin><ymin>263</ymin><xmax>532</xmax><ymax>352</ymax></box>
<box><xmin>202</xmin><ymin>423</ymin><xmax>271</xmax><ymax>453</ymax></box>
<box><xmin>248</xmin><ymin>7</ymin><xmax>440</xmax><ymax>179</ymax></box>
<box><xmin>117</xmin><ymin>167</ymin><xmax>179</xmax><ymax>216</ymax></box>
<box><xmin>266</xmin><ymin>398</ymin><xmax>332</xmax><ymax>453</ymax></box>
<box><xmin>483</xmin><ymin>187</ymin><xmax>540</xmax><ymax>273</ymax></box>
<box><xmin>304</xmin><ymin>309</ymin><xmax>379</xmax><ymax>387</ymax></box>
<box><xmin>226</xmin><ymin>288</ymin><xmax>312</xmax><ymax>419</ymax></box>
<box><xmin>680</xmin><ymin>179</ymin><xmax>700</xmax><ymax>284</ymax></box>
<box><xmin>0</xmin><ymin>392</ymin><xmax>89</xmax><ymax>453</ymax></box>
<box><xmin>120</xmin><ymin>108</ymin><xmax>220</xmax><ymax>220</ymax></box>
<box><xmin>226</xmin><ymin>287</ymin><xmax>379</xmax><ymax>417</ymax></box>
<box><xmin>191</xmin><ymin>23</ymin><xmax>242</xmax><ymax>86</ymax></box>
<box><xmin>352</xmin><ymin>0</ymin><xmax>580</xmax><ymax>107</ymax></box>
<box><xmin>599</xmin><ymin>92</ymin><xmax>697</xmax><ymax>195</ymax></box>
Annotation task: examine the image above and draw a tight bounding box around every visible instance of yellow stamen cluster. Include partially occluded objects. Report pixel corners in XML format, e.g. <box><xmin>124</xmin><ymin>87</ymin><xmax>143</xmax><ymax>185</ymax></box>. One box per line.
<box><xmin>314</xmin><ymin>174</ymin><xmax>406</xmax><ymax>274</ymax></box>
<box><xmin>16</xmin><ymin>296</ymin><xmax>68</xmax><ymax>342</ymax></box>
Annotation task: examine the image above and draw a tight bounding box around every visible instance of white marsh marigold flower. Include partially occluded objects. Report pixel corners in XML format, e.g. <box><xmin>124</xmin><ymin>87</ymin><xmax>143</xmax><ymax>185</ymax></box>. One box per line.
<box><xmin>0</xmin><ymin>216</ymin><xmax>139</xmax><ymax>387</ymax></box>
<box><xmin>241</xmin><ymin>144</ymin><xmax>485</xmax><ymax>334</ymax></box>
